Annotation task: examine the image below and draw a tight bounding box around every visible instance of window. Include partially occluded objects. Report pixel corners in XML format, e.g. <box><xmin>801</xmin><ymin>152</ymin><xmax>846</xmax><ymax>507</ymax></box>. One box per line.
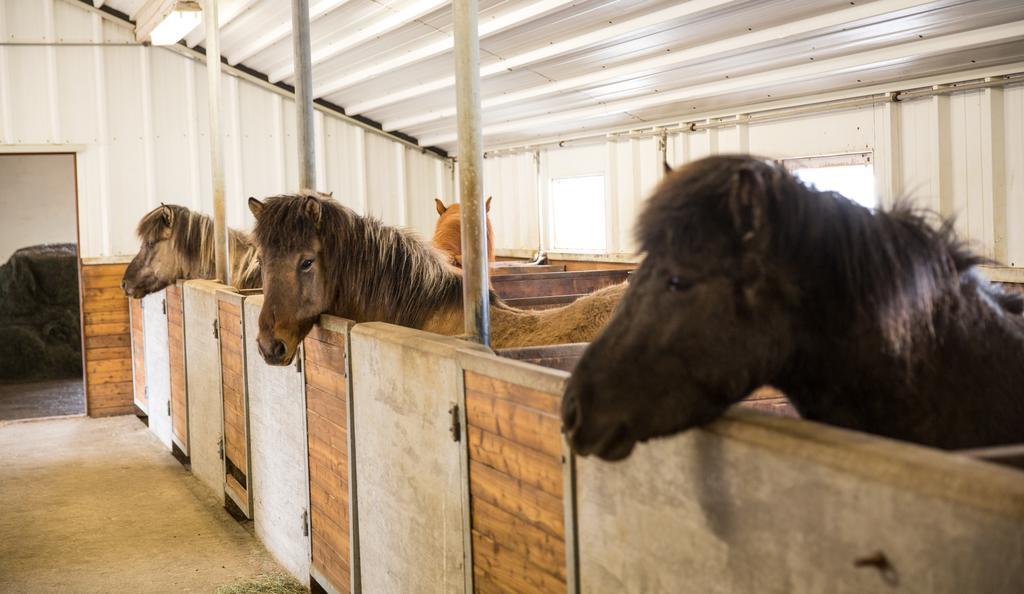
<box><xmin>549</xmin><ymin>175</ymin><xmax>607</xmax><ymax>252</ymax></box>
<box><xmin>785</xmin><ymin>153</ymin><xmax>877</xmax><ymax>209</ymax></box>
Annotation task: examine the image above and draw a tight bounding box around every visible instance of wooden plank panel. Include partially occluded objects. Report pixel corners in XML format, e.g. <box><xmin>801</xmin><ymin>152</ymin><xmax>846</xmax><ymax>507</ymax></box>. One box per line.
<box><xmin>305</xmin><ymin>360</ymin><xmax>346</xmax><ymax>397</ymax></box>
<box><xmin>311</xmin><ymin>538</ymin><xmax>350</xmax><ymax>590</ymax></box>
<box><xmin>306</xmin><ymin>384</ymin><xmax>347</xmax><ymax>427</ymax></box>
<box><xmin>472</xmin><ymin>529</ymin><xmax>566</xmax><ymax>593</ymax></box>
<box><xmin>470</xmin><ymin>460</ymin><xmax>564</xmax><ymax>539</ymax></box>
<box><xmin>466</xmin><ymin>392</ymin><xmax>562</xmax><ymax>458</ymax></box>
<box><xmin>85</xmin><ymin>333</ymin><xmax>130</xmax><ymax>349</ymax></box>
<box><xmin>82</xmin><ymin>263</ymin><xmax>133</xmax><ymax>417</ymax></box>
<box><xmin>85</xmin><ymin>321</ymin><xmax>130</xmax><ymax>337</ymax></box>
<box><xmin>87</xmin><ymin>346</ymin><xmax>132</xmax><ymax>361</ymax></box>
<box><xmin>465</xmin><ymin>372</ymin><xmax>560</xmax><ymax>415</ymax></box>
<box><xmin>84</xmin><ymin>309</ymin><xmax>130</xmax><ymax>325</ymax></box>
<box><xmin>307</xmin><ymin>324</ymin><xmax>347</xmax><ymax>348</ymax></box>
<box><xmin>168</xmin><ymin>290</ymin><xmax>188</xmax><ymax>445</ymax></box>
<box><xmin>85</xmin><ymin>381</ymin><xmax>133</xmax><ymax>398</ymax></box>
<box><xmin>307</xmin><ymin>410</ymin><xmax>347</xmax><ymax>449</ymax></box>
<box><xmin>304</xmin><ymin>337</ymin><xmax>345</xmax><ymax>370</ymax></box>
<box><xmin>468</xmin><ymin>426</ymin><xmax>562</xmax><ymax>498</ymax></box>
<box><xmin>88</xmin><ymin>366</ymin><xmax>132</xmax><ymax>385</ymax></box>
<box><xmin>472</xmin><ymin>497</ymin><xmax>566</xmax><ymax>581</ymax></box>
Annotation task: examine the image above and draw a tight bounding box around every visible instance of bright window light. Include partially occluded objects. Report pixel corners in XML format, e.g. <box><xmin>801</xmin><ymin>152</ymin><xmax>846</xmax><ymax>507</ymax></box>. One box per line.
<box><xmin>549</xmin><ymin>175</ymin><xmax>607</xmax><ymax>252</ymax></box>
<box><xmin>793</xmin><ymin>164</ymin><xmax>877</xmax><ymax>209</ymax></box>
<box><xmin>149</xmin><ymin>2</ymin><xmax>202</xmax><ymax>46</ymax></box>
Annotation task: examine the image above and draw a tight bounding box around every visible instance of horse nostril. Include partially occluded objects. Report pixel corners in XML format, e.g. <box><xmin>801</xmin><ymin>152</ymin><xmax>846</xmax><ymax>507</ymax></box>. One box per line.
<box><xmin>271</xmin><ymin>339</ymin><xmax>286</xmax><ymax>359</ymax></box>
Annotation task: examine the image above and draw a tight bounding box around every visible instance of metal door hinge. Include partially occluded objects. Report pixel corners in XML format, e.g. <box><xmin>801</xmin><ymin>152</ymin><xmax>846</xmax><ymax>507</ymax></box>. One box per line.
<box><xmin>295</xmin><ymin>355</ymin><xmax>303</xmax><ymax>374</ymax></box>
<box><xmin>449</xmin><ymin>404</ymin><xmax>461</xmax><ymax>442</ymax></box>
<box><xmin>212</xmin><ymin>319</ymin><xmax>219</xmax><ymax>339</ymax></box>
<box><xmin>342</xmin><ymin>349</ymin><xmax>349</xmax><ymax>378</ymax></box>
<box><xmin>217</xmin><ymin>438</ymin><xmax>224</xmax><ymax>460</ymax></box>
<box><xmin>166</xmin><ymin>400</ymin><xmax>171</xmax><ymax>417</ymax></box>
<box><xmin>162</xmin><ymin>299</ymin><xmax>167</xmax><ymax>315</ymax></box>
<box><xmin>302</xmin><ymin>509</ymin><xmax>310</xmax><ymax>537</ymax></box>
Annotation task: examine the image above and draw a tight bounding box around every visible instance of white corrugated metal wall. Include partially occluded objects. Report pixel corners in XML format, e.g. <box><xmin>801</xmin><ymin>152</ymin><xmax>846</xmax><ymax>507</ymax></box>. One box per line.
<box><xmin>481</xmin><ymin>80</ymin><xmax>1024</xmax><ymax>267</ymax></box>
<box><xmin>0</xmin><ymin>0</ymin><xmax>453</xmax><ymax>259</ymax></box>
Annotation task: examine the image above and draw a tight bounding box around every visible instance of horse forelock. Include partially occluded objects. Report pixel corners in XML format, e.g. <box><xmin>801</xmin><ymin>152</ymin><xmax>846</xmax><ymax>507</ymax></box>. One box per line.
<box><xmin>641</xmin><ymin>155</ymin><xmax>993</xmax><ymax>359</ymax></box>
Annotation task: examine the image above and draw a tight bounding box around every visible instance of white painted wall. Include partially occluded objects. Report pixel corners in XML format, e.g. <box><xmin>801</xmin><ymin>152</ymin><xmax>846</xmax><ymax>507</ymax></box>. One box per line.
<box><xmin>0</xmin><ymin>0</ymin><xmax>453</xmax><ymax>259</ymax></box>
<box><xmin>485</xmin><ymin>82</ymin><xmax>1024</xmax><ymax>266</ymax></box>
<box><xmin>0</xmin><ymin>153</ymin><xmax>78</xmax><ymax>262</ymax></box>
<box><xmin>142</xmin><ymin>289</ymin><xmax>172</xmax><ymax>450</ymax></box>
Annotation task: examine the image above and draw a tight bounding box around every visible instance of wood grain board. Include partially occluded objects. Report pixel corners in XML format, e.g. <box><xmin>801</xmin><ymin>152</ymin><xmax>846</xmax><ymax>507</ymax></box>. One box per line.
<box><xmin>464</xmin><ymin>371</ymin><xmax>568</xmax><ymax>593</ymax></box>
<box><xmin>491</xmin><ymin>269</ymin><xmax>630</xmax><ymax>300</ymax></box>
<box><xmin>167</xmin><ymin>283</ymin><xmax>188</xmax><ymax>450</ymax></box>
<box><xmin>304</xmin><ymin>323</ymin><xmax>351</xmax><ymax>593</ymax></box>
<box><xmin>218</xmin><ymin>298</ymin><xmax>249</xmax><ymax>514</ymax></box>
<box><xmin>81</xmin><ymin>262</ymin><xmax>133</xmax><ymax>417</ymax></box>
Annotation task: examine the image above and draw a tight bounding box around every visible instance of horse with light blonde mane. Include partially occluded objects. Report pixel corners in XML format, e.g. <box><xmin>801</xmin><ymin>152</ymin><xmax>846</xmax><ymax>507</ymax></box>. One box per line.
<box><xmin>248</xmin><ymin>192</ymin><xmax>624</xmax><ymax>365</ymax></box>
<box><xmin>121</xmin><ymin>204</ymin><xmax>261</xmax><ymax>298</ymax></box>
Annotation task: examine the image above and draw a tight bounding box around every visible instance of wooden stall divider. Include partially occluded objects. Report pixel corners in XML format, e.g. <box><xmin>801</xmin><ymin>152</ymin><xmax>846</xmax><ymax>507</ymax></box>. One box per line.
<box><xmin>457</xmin><ymin>348</ymin><xmax>579</xmax><ymax>594</ymax></box>
<box><xmin>129</xmin><ymin>297</ymin><xmax>147</xmax><ymax>415</ymax></box>
<box><xmin>302</xmin><ymin>315</ymin><xmax>358</xmax><ymax>594</ymax></box>
<box><xmin>166</xmin><ymin>281</ymin><xmax>189</xmax><ymax>457</ymax></box>
<box><xmin>81</xmin><ymin>261</ymin><xmax>134</xmax><ymax>417</ymax></box>
<box><xmin>217</xmin><ymin>289</ymin><xmax>253</xmax><ymax>518</ymax></box>
<box><xmin>491</xmin><ymin>269</ymin><xmax>630</xmax><ymax>301</ymax></box>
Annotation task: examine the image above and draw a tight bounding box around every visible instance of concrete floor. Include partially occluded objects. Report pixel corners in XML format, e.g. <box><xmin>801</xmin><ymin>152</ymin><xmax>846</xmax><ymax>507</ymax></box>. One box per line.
<box><xmin>0</xmin><ymin>378</ymin><xmax>86</xmax><ymax>421</ymax></box>
<box><xmin>0</xmin><ymin>415</ymin><xmax>294</xmax><ymax>593</ymax></box>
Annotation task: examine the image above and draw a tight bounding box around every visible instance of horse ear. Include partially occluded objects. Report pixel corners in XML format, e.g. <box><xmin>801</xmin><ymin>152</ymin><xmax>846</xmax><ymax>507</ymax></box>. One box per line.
<box><xmin>248</xmin><ymin>197</ymin><xmax>265</xmax><ymax>219</ymax></box>
<box><xmin>663</xmin><ymin>161</ymin><xmax>673</xmax><ymax>175</ymax></box>
<box><xmin>435</xmin><ymin>198</ymin><xmax>447</xmax><ymax>216</ymax></box>
<box><xmin>727</xmin><ymin>165</ymin><xmax>768</xmax><ymax>246</ymax></box>
<box><xmin>486</xmin><ymin>196</ymin><xmax>492</xmax><ymax>212</ymax></box>
<box><xmin>305</xmin><ymin>196</ymin><xmax>323</xmax><ymax>228</ymax></box>
<box><xmin>160</xmin><ymin>205</ymin><xmax>174</xmax><ymax>227</ymax></box>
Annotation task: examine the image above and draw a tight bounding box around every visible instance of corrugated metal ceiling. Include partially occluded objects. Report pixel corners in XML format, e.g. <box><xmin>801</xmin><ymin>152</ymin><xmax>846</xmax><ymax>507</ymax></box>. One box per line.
<box><xmin>101</xmin><ymin>0</ymin><xmax>1024</xmax><ymax>154</ymax></box>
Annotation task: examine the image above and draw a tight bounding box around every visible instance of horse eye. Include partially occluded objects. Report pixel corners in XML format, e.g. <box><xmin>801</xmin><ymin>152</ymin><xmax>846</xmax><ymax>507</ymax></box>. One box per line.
<box><xmin>667</xmin><ymin>276</ymin><xmax>694</xmax><ymax>292</ymax></box>
<box><xmin>300</xmin><ymin>258</ymin><xmax>314</xmax><ymax>271</ymax></box>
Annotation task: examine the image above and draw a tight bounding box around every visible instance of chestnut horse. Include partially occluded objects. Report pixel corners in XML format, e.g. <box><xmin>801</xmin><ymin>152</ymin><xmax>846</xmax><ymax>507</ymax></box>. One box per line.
<box><xmin>247</xmin><ymin>192</ymin><xmax>624</xmax><ymax>365</ymax></box>
<box><xmin>431</xmin><ymin>197</ymin><xmax>495</xmax><ymax>267</ymax></box>
<box><xmin>121</xmin><ymin>204</ymin><xmax>260</xmax><ymax>298</ymax></box>
<box><xmin>563</xmin><ymin>155</ymin><xmax>1024</xmax><ymax>460</ymax></box>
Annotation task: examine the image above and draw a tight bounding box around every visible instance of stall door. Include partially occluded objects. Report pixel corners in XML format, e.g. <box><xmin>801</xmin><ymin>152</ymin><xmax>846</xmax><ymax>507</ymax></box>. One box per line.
<box><xmin>218</xmin><ymin>292</ymin><xmax>252</xmax><ymax>518</ymax></box>
<box><xmin>303</xmin><ymin>320</ymin><xmax>355</xmax><ymax>593</ymax></box>
<box><xmin>129</xmin><ymin>298</ymin><xmax>147</xmax><ymax>414</ymax></box>
<box><xmin>166</xmin><ymin>283</ymin><xmax>189</xmax><ymax>455</ymax></box>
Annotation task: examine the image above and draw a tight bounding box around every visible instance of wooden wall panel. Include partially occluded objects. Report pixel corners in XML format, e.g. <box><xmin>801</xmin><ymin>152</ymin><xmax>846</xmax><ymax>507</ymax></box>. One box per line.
<box><xmin>167</xmin><ymin>283</ymin><xmax>188</xmax><ymax>452</ymax></box>
<box><xmin>81</xmin><ymin>262</ymin><xmax>133</xmax><ymax>417</ymax></box>
<box><xmin>491</xmin><ymin>269</ymin><xmax>630</xmax><ymax>300</ymax></box>
<box><xmin>464</xmin><ymin>371</ymin><xmax>568</xmax><ymax>593</ymax></box>
<box><xmin>129</xmin><ymin>298</ymin><xmax>147</xmax><ymax>412</ymax></box>
<box><xmin>218</xmin><ymin>298</ymin><xmax>249</xmax><ymax>514</ymax></box>
<box><xmin>303</xmin><ymin>324</ymin><xmax>351</xmax><ymax>593</ymax></box>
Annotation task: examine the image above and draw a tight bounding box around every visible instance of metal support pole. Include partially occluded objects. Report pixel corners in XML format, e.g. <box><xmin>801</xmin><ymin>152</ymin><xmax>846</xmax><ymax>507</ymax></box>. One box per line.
<box><xmin>454</xmin><ymin>0</ymin><xmax>489</xmax><ymax>346</ymax></box>
<box><xmin>291</xmin><ymin>0</ymin><xmax>316</xmax><ymax>190</ymax></box>
<box><xmin>204</xmin><ymin>0</ymin><xmax>229</xmax><ymax>285</ymax></box>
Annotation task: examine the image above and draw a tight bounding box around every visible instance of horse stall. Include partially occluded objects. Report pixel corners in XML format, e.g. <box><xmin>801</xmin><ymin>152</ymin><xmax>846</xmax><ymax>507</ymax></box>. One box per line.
<box><xmin>300</xmin><ymin>316</ymin><xmax>358</xmax><ymax>593</ymax></box>
<box><xmin>495</xmin><ymin>269</ymin><xmax>633</xmax><ymax>310</ymax></box>
<box><xmin>217</xmin><ymin>289</ymin><xmax>258</xmax><ymax>518</ymax></box>
<box><xmin>242</xmin><ymin>294</ymin><xmax>312</xmax><ymax>583</ymax></box>
<box><xmin>181</xmin><ymin>280</ymin><xmax>233</xmax><ymax>502</ymax></box>
<box><xmin>127</xmin><ymin>291</ymin><xmax>173</xmax><ymax>448</ymax></box>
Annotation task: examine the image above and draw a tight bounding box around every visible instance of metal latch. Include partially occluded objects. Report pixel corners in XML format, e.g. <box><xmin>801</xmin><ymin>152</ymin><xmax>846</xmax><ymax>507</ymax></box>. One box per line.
<box><xmin>217</xmin><ymin>438</ymin><xmax>224</xmax><ymax>460</ymax></box>
<box><xmin>449</xmin><ymin>404</ymin><xmax>461</xmax><ymax>442</ymax></box>
<box><xmin>166</xmin><ymin>400</ymin><xmax>171</xmax><ymax>417</ymax></box>
<box><xmin>302</xmin><ymin>509</ymin><xmax>310</xmax><ymax>537</ymax></box>
<box><xmin>295</xmin><ymin>355</ymin><xmax>303</xmax><ymax>374</ymax></box>
<box><xmin>162</xmin><ymin>299</ymin><xmax>167</xmax><ymax>315</ymax></box>
<box><xmin>212</xmin><ymin>319</ymin><xmax>219</xmax><ymax>339</ymax></box>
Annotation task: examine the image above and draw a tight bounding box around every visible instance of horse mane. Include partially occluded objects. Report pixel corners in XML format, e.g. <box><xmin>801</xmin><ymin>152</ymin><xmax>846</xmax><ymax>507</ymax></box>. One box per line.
<box><xmin>640</xmin><ymin>155</ymin><xmax>1015</xmax><ymax>357</ymax></box>
<box><xmin>253</xmin><ymin>193</ymin><xmax>464</xmax><ymax>327</ymax></box>
<box><xmin>136</xmin><ymin>204</ymin><xmax>260</xmax><ymax>289</ymax></box>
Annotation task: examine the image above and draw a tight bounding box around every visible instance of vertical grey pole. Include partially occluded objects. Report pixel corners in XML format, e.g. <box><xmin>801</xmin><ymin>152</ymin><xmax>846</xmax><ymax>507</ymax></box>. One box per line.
<box><xmin>454</xmin><ymin>0</ymin><xmax>490</xmax><ymax>346</ymax></box>
<box><xmin>291</xmin><ymin>0</ymin><xmax>316</xmax><ymax>190</ymax></box>
<box><xmin>204</xmin><ymin>0</ymin><xmax>229</xmax><ymax>285</ymax></box>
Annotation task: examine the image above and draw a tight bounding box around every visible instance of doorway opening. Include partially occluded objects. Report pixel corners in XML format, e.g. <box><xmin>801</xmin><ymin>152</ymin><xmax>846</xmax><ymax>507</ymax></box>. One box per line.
<box><xmin>0</xmin><ymin>153</ymin><xmax>85</xmax><ymax>420</ymax></box>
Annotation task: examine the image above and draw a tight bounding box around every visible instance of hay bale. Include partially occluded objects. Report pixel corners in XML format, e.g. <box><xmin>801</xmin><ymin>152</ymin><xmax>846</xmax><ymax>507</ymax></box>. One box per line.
<box><xmin>0</xmin><ymin>244</ymin><xmax>82</xmax><ymax>381</ymax></box>
<box><xmin>213</xmin><ymin>572</ymin><xmax>307</xmax><ymax>594</ymax></box>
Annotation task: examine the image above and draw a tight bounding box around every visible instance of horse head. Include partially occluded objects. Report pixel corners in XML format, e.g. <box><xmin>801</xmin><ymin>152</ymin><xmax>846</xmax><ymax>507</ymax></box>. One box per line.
<box><xmin>431</xmin><ymin>197</ymin><xmax>494</xmax><ymax>266</ymax></box>
<box><xmin>122</xmin><ymin>204</ymin><xmax>192</xmax><ymax>298</ymax></box>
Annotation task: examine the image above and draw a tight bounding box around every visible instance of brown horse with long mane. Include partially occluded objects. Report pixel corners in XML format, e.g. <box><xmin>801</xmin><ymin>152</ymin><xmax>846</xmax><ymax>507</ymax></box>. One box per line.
<box><xmin>247</xmin><ymin>192</ymin><xmax>623</xmax><ymax>365</ymax></box>
<box><xmin>431</xmin><ymin>197</ymin><xmax>495</xmax><ymax>267</ymax></box>
<box><xmin>121</xmin><ymin>204</ymin><xmax>261</xmax><ymax>298</ymax></box>
<box><xmin>563</xmin><ymin>155</ymin><xmax>1024</xmax><ymax>460</ymax></box>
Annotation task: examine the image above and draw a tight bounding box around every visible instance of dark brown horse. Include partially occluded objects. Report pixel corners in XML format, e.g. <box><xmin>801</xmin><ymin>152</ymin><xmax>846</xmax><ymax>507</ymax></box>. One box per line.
<box><xmin>431</xmin><ymin>197</ymin><xmax>495</xmax><ymax>267</ymax></box>
<box><xmin>247</xmin><ymin>192</ymin><xmax>624</xmax><ymax>365</ymax></box>
<box><xmin>563</xmin><ymin>155</ymin><xmax>1024</xmax><ymax>460</ymax></box>
<box><xmin>121</xmin><ymin>204</ymin><xmax>260</xmax><ymax>298</ymax></box>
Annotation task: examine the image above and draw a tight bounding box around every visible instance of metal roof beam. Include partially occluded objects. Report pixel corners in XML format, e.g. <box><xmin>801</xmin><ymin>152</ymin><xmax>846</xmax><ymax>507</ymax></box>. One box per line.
<box><xmin>268</xmin><ymin>0</ymin><xmax>448</xmax><ymax>83</ymax></box>
<box><xmin>340</xmin><ymin>0</ymin><xmax>741</xmax><ymax>114</ymax></box>
<box><xmin>419</xmin><ymin>21</ymin><xmax>1024</xmax><ymax>147</ymax></box>
<box><xmin>385</xmin><ymin>0</ymin><xmax>938</xmax><ymax>131</ymax></box>
<box><xmin>226</xmin><ymin>0</ymin><xmax>351</xmax><ymax>66</ymax></box>
<box><xmin>183</xmin><ymin>0</ymin><xmax>260</xmax><ymax>48</ymax></box>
